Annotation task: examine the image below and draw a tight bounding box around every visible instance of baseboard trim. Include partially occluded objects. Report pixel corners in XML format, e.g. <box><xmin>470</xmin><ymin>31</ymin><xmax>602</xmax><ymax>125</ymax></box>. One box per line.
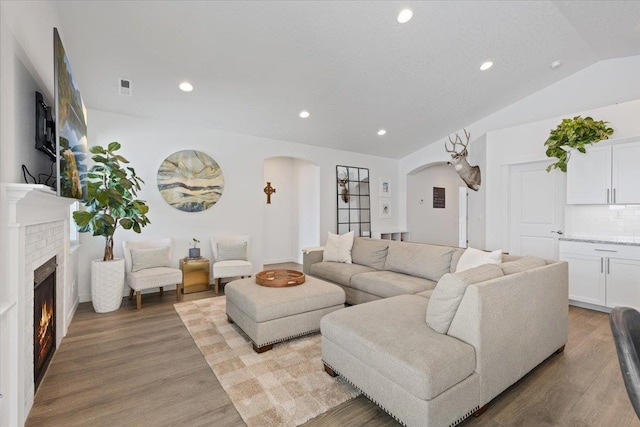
<box><xmin>263</xmin><ymin>258</ymin><xmax>297</xmax><ymax>265</ymax></box>
<box><xmin>569</xmin><ymin>300</ymin><xmax>611</xmax><ymax>313</ymax></box>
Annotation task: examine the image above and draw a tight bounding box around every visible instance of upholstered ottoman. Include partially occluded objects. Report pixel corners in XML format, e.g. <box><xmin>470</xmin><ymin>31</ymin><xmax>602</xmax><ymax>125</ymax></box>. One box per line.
<box><xmin>225</xmin><ymin>276</ymin><xmax>346</xmax><ymax>353</ymax></box>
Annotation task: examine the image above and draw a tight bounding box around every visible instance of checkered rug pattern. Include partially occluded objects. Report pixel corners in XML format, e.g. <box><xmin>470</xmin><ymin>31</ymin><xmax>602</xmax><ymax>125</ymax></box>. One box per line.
<box><xmin>174</xmin><ymin>296</ymin><xmax>359</xmax><ymax>426</ymax></box>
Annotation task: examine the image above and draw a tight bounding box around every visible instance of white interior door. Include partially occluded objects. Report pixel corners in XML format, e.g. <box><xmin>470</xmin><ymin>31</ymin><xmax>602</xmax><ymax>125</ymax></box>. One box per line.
<box><xmin>509</xmin><ymin>161</ymin><xmax>566</xmax><ymax>259</ymax></box>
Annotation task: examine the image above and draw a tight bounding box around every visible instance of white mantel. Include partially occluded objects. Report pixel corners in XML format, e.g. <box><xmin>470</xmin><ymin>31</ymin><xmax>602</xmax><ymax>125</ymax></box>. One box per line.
<box><xmin>1</xmin><ymin>184</ymin><xmax>77</xmax><ymax>427</ymax></box>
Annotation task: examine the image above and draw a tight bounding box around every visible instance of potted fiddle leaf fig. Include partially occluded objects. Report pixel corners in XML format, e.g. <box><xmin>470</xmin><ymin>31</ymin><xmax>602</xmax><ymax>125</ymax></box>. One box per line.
<box><xmin>73</xmin><ymin>142</ymin><xmax>150</xmax><ymax>313</ymax></box>
<box><xmin>544</xmin><ymin>116</ymin><xmax>614</xmax><ymax>172</ymax></box>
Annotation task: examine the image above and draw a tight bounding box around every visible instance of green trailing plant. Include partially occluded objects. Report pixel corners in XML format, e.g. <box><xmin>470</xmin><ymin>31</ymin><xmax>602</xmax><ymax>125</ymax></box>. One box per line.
<box><xmin>544</xmin><ymin>116</ymin><xmax>614</xmax><ymax>172</ymax></box>
<box><xmin>73</xmin><ymin>142</ymin><xmax>150</xmax><ymax>261</ymax></box>
<box><xmin>191</xmin><ymin>238</ymin><xmax>200</xmax><ymax>248</ymax></box>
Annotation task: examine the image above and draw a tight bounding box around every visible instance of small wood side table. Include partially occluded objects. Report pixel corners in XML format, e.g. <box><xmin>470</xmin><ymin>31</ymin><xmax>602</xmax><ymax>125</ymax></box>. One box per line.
<box><xmin>180</xmin><ymin>258</ymin><xmax>210</xmax><ymax>294</ymax></box>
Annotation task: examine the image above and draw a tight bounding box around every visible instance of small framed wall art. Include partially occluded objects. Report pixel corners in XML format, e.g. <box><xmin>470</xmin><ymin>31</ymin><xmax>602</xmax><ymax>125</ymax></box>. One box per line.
<box><xmin>379</xmin><ymin>177</ymin><xmax>391</xmax><ymax>198</ymax></box>
<box><xmin>379</xmin><ymin>199</ymin><xmax>391</xmax><ymax>219</ymax></box>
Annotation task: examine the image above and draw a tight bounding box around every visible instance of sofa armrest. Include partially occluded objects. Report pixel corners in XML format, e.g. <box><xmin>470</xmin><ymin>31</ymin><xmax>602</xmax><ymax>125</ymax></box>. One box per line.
<box><xmin>447</xmin><ymin>261</ymin><xmax>568</xmax><ymax>406</ymax></box>
<box><xmin>302</xmin><ymin>247</ymin><xmax>324</xmax><ymax>275</ymax></box>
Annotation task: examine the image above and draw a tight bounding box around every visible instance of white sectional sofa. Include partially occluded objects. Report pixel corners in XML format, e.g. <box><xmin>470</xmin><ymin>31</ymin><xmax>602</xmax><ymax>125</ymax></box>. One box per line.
<box><xmin>303</xmin><ymin>238</ymin><xmax>568</xmax><ymax>427</ymax></box>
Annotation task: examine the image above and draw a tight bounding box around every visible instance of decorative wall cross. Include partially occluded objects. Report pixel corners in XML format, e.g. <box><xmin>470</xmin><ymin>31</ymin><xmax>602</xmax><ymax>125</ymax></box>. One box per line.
<box><xmin>263</xmin><ymin>182</ymin><xmax>276</xmax><ymax>204</ymax></box>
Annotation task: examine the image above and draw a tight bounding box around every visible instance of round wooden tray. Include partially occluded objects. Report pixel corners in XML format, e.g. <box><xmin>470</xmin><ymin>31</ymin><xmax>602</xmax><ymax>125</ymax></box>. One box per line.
<box><xmin>255</xmin><ymin>270</ymin><xmax>306</xmax><ymax>287</ymax></box>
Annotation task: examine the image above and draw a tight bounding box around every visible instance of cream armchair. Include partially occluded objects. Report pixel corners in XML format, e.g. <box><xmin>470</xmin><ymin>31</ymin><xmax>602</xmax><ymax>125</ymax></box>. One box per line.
<box><xmin>122</xmin><ymin>238</ymin><xmax>183</xmax><ymax>309</ymax></box>
<box><xmin>210</xmin><ymin>235</ymin><xmax>253</xmax><ymax>294</ymax></box>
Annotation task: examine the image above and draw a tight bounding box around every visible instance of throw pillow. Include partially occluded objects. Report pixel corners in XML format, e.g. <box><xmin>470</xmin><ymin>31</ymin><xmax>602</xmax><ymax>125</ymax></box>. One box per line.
<box><xmin>323</xmin><ymin>231</ymin><xmax>355</xmax><ymax>263</ymax></box>
<box><xmin>427</xmin><ymin>263</ymin><xmax>504</xmax><ymax>334</ymax></box>
<box><xmin>217</xmin><ymin>242</ymin><xmax>248</xmax><ymax>261</ymax></box>
<box><xmin>455</xmin><ymin>247</ymin><xmax>502</xmax><ymax>272</ymax></box>
<box><xmin>131</xmin><ymin>247</ymin><xmax>171</xmax><ymax>272</ymax></box>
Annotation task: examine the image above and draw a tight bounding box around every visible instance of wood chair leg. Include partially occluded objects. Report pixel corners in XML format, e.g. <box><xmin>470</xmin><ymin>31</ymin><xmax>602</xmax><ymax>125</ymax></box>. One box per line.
<box><xmin>128</xmin><ymin>288</ymin><xmax>134</xmax><ymax>300</ymax></box>
<box><xmin>176</xmin><ymin>283</ymin><xmax>183</xmax><ymax>301</ymax></box>
<box><xmin>159</xmin><ymin>286</ymin><xmax>164</xmax><ymax>296</ymax></box>
<box><xmin>136</xmin><ymin>291</ymin><xmax>142</xmax><ymax>310</ymax></box>
<box><xmin>214</xmin><ymin>278</ymin><xmax>220</xmax><ymax>294</ymax></box>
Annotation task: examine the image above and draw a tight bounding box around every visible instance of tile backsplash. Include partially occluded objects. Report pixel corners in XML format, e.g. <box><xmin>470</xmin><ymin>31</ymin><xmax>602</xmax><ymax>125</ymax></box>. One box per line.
<box><xmin>565</xmin><ymin>205</ymin><xmax>640</xmax><ymax>243</ymax></box>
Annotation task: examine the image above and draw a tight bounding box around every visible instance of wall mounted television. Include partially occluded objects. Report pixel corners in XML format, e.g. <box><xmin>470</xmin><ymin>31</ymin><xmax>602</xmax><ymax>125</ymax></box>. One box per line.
<box><xmin>35</xmin><ymin>91</ymin><xmax>56</xmax><ymax>161</ymax></box>
<box><xmin>54</xmin><ymin>27</ymin><xmax>88</xmax><ymax>200</ymax></box>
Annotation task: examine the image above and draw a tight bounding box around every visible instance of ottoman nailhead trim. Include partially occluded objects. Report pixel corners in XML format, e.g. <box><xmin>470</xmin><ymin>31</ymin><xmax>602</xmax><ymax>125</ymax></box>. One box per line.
<box><xmin>322</xmin><ymin>360</ymin><xmax>478</xmax><ymax>427</ymax></box>
<box><xmin>255</xmin><ymin>328</ymin><xmax>320</xmax><ymax>348</ymax></box>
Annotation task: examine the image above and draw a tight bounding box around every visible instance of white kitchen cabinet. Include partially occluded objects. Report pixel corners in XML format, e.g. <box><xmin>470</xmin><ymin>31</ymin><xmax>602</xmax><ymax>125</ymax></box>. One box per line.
<box><xmin>612</xmin><ymin>141</ymin><xmax>640</xmax><ymax>204</ymax></box>
<box><xmin>566</xmin><ymin>138</ymin><xmax>640</xmax><ymax>205</ymax></box>
<box><xmin>560</xmin><ymin>240</ymin><xmax>640</xmax><ymax>312</ymax></box>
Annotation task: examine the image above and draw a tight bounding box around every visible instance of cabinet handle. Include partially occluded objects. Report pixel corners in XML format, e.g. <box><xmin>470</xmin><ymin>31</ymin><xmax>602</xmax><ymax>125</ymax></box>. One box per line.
<box><xmin>613</xmin><ymin>188</ymin><xmax>617</xmax><ymax>204</ymax></box>
<box><xmin>607</xmin><ymin>258</ymin><xmax>610</xmax><ymax>275</ymax></box>
<box><xmin>607</xmin><ymin>189</ymin><xmax>610</xmax><ymax>204</ymax></box>
<box><xmin>595</xmin><ymin>249</ymin><xmax>617</xmax><ymax>252</ymax></box>
<box><xmin>601</xmin><ymin>257</ymin><xmax>604</xmax><ymax>273</ymax></box>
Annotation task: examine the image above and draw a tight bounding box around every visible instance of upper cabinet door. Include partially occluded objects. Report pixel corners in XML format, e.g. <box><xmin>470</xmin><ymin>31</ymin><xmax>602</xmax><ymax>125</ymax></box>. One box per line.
<box><xmin>566</xmin><ymin>145</ymin><xmax>612</xmax><ymax>204</ymax></box>
<box><xmin>612</xmin><ymin>142</ymin><xmax>640</xmax><ymax>204</ymax></box>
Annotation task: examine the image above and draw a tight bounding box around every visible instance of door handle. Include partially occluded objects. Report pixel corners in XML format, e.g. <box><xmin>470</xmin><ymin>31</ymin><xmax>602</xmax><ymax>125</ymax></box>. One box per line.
<box><xmin>550</xmin><ymin>230</ymin><xmax>564</xmax><ymax>235</ymax></box>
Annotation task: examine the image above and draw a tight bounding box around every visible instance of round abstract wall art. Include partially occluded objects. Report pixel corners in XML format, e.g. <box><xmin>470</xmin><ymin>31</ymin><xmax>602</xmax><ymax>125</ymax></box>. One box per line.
<box><xmin>157</xmin><ymin>150</ymin><xmax>225</xmax><ymax>212</ymax></box>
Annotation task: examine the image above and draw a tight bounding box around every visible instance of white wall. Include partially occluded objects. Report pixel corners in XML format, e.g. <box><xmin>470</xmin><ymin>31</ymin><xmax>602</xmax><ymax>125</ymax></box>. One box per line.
<box><xmin>263</xmin><ymin>157</ymin><xmax>297</xmax><ymax>264</ymax></box>
<box><xmin>485</xmin><ymin>99</ymin><xmax>640</xmax><ymax>251</ymax></box>
<box><xmin>407</xmin><ymin>164</ymin><xmax>461</xmax><ymax>247</ymax></box>
<box><xmin>79</xmin><ymin>109</ymin><xmax>400</xmax><ymax>301</ymax></box>
<box><xmin>263</xmin><ymin>157</ymin><xmax>321</xmax><ymax>264</ymax></box>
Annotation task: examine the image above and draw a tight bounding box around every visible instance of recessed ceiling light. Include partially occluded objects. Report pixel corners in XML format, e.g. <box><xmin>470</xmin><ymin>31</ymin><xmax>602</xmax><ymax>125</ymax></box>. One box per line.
<box><xmin>377</xmin><ymin>129</ymin><xmax>387</xmax><ymax>136</ymax></box>
<box><xmin>397</xmin><ymin>9</ymin><xmax>413</xmax><ymax>24</ymax></box>
<box><xmin>480</xmin><ymin>61</ymin><xmax>493</xmax><ymax>71</ymax></box>
<box><xmin>179</xmin><ymin>82</ymin><xmax>193</xmax><ymax>92</ymax></box>
<box><xmin>550</xmin><ymin>60</ymin><xmax>562</xmax><ymax>69</ymax></box>
<box><xmin>299</xmin><ymin>110</ymin><xmax>310</xmax><ymax>118</ymax></box>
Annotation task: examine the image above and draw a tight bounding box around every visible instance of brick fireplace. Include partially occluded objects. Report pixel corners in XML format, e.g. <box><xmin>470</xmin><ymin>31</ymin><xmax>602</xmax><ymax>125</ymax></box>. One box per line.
<box><xmin>0</xmin><ymin>184</ymin><xmax>77</xmax><ymax>426</ymax></box>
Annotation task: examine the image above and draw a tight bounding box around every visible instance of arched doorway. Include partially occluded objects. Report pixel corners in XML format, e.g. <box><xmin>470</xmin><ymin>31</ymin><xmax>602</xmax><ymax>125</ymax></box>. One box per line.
<box><xmin>263</xmin><ymin>157</ymin><xmax>320</xmax><ymax>264</ymax></box>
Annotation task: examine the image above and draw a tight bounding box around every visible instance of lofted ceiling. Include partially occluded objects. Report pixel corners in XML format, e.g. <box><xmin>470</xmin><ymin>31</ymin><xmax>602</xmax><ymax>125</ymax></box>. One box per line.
<box><xmin>55</xmin><ymin>1</ymin><xmax>640</xmax><ymax>159</ymax></box>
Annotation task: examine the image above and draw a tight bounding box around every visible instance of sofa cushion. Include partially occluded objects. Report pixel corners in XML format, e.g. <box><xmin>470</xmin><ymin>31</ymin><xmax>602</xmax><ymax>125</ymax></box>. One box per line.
<box><xmin>456</xmin><ymin>247</ymin><xmax>502</xmax><ymax>272</ymax></box>
<box><xmin>450</xmin><ymin>248</ymin><xmax>465</xmax><ymax>272</ymax></box>
<box><xmin>323</xmin><ymin>231</ymin><xmax>355</xmax><ymax>263</ymax></box>
<box><xmin>351</xmin><ymin>237</ymin><xmax>389</xmax><ymax>270</ymax></box>
<box><xmin>350</xmin><ymin>271</ymin><xmax>436</xmax><ymax>299</ymax></box>
<box><xmin>500</xmin><ymin>256</ymin><xmax>547</xmax><ymax>275</ymax></box>
<box><xmin>427</xmin><ymin>264</ymin><xmax>504</xmax><ymax>334</ymax></box>
<box><xmin>415</xmin><ymin>289</ymin><xmax>433</xmax><ymax>299</ymax></box>
<box><xmin>309</xmin><ymin>262</ymin><xmax>376</xmax><ymax>287</ymax></box>
<box><xmin>384</xmin><ymin>241</ymin><xmax>454</xmax><ymax>282</ymax></box>
<box><xmin>321</xmin><ymin>295</ymin><xmax>476</xmax><ymax>400</ymax></box>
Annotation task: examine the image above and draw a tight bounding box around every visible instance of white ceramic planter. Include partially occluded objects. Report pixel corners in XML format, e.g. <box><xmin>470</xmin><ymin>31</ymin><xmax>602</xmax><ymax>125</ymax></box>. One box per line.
<box><xmin>91</xmin><ymin>258</ymin><xmax>125</xmax><ymax>313</ymax></box>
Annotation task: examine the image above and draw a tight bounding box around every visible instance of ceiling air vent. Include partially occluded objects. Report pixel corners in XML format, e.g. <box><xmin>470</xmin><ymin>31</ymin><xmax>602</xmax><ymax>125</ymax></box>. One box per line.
<box><xmin>118</xmin><ymin>78</ymin><xmax>132</xmax><ymax>96</ymax></box>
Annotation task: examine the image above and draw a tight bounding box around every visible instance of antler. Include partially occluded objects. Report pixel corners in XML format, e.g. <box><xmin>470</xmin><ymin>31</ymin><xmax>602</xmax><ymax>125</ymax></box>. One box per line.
<box><xmin>444</xmin><ymin>129</ymin><xmax>471</xmax><ymax>155</ymax></box>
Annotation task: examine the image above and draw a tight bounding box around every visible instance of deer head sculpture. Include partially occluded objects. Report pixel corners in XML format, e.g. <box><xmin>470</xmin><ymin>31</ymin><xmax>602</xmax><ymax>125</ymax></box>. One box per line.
<box><xmin>337</xmin><ymin>172</ymin><xmax>349</xmax><ymax>203</ymax></box>
<box><xmin>445</xmin><ymin>129</ymin><xmax>481</xmax><ymax>191</ymax></box>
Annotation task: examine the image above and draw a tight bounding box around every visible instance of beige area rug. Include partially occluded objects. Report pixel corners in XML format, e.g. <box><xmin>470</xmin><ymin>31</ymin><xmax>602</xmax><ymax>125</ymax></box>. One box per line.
<box><xmin>174</xmin><ymin>296</ymin><xmax>359</xmax><ymax>426</ymax></box>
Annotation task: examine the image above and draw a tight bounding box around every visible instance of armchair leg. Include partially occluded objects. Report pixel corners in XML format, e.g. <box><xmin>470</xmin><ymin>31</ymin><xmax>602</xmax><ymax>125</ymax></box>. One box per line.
<box><xmin>159</xmin><ymin>286</ymin><xmax>164</xmax><ymax>297</ymax></box>
<box><xmin>136</xmin><ymin>291</ymin><xmax>142</xmax><ymax>310</ymax></box>
<box><xmin>214</xmin><ymin>278</ymin><xmax>220</xmax><ymax>295</ymax></box>
<box><xmin>128</xmin><ymin>288</ymin><xmax>134</xmax><ymax>300</ymax></box>
<box><xmin>176</xmin><ymin>283</ymin><xmax>183</xmax><ymax>301</ymax></box>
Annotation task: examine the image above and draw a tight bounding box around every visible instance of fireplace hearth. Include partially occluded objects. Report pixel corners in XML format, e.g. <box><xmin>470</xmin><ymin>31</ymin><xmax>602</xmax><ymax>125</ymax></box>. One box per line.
<box><xmin>34</xmin><ymin>256</ymin><xmax>56</xmax><ymax>391</ymax></box>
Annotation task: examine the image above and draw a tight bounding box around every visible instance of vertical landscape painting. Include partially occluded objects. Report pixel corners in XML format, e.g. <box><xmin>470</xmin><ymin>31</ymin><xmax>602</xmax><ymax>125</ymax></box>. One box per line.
<box><xmin>54</xmin><ymin>28</ymin><xmax>88</xmax><ymax>200</ymax></box>
<box><xmin>157</xmin><ymin>150</ymin><xmax>225</xmax><ymax>212</ymax></box>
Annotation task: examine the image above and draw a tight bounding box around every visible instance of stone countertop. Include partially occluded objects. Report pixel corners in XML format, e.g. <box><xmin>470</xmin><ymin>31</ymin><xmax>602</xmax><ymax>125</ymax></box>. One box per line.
<box><xmin>559</xmin><ymin>237</ymin><xmax>640</xmax><ymax>247</ymax></box>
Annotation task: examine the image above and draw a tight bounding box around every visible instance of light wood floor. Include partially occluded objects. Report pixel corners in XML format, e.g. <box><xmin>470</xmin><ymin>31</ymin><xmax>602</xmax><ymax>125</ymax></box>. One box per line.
<box><xmin>27</xmin><ymin>263</ymin><xmax>640</xmax><ymax>427</ymax></box>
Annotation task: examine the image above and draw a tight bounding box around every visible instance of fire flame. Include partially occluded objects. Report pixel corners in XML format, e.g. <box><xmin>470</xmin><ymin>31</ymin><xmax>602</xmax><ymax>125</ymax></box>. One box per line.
<box><xmin>38</xmin><ymin>301</ymin><xmax>53</xmax><ymax>359</ymax></box>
